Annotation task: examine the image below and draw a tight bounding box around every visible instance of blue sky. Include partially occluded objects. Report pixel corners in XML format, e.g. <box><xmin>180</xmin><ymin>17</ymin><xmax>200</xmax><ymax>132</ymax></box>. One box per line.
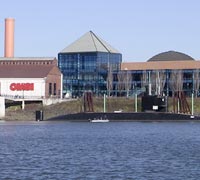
<box><xmin>0</xmin><ymin>0</ymin><xmax>200</xmax><ymax>61</ymax></box>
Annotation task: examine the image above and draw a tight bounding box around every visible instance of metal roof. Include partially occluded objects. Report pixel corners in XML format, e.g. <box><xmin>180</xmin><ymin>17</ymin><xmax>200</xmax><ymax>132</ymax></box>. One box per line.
<box><xmin>60</xmin><ymin>31</ymin><xmax>120</xmax><ymax>54</ymax></box>
<box><xmin>0</xmin><ymin>65</ymin><xmax>60</xmax><ymax>78</ymax></box>
<box><xmin>121</xmin><ymin>60</ymin><xmax>200</xmax><ymax>71</ymax></box>
<box><xmin>148</xmin><ymin>51</ymin><xmax>194</xmax><ymax>62</ymax></box>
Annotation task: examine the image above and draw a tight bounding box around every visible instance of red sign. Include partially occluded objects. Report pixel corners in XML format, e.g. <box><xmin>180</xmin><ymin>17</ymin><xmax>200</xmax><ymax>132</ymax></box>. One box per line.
<box><xmin>10</xmin><ymin>83</ymin><xmax>34</xmax><ymax>91</ymax></box>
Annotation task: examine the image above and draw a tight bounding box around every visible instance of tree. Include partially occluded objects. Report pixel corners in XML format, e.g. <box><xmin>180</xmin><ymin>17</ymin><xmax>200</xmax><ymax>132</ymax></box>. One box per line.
<box><xmin>169</xmin><ymin>70</ymin><xmax>190</xmax><ymax>114</ymax></box>
<box><xmin>193</xmin><ymin>69</ymin><xmax>200</xmax><ymax>97</ymax></box>
<box><xmin>124</xmin><ymin>70</ymin><xmax>132</xmax><ymax>97</ymax></box>
<box><xmin>169</xmin><ymin>70</ymin><xmax>183</xmax><ymax>96</ymax></box>
<box><xmin>177</xmin><ymin>70</ymin><xmax>183</xmax><ymax>92</ymax></box>
<box><xmin>150</xmin><ymin>71</ymin><xmax>157</xmax><ymax>95</ymax></box>
<box><xmin>156</xmin><ymin>70</ymin><xmax>166</xmax><ymax>96</ymax></box>
<box><xmin>117</xmin><ymin>71</ymin><xmax>125</xmax><ymax>96</ymax></box>
<box><xmin>106</xmin><ymin>65</ymin><xmax>113</xmax><ymax>96</ymax></box>
<box><xmin>141</xmin><ymin>70</ymin><xmax>148</xmax><ymax>93</ymax></box>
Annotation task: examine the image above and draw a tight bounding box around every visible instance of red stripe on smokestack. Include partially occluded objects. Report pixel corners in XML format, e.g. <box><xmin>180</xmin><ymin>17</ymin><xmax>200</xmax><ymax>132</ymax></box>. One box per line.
<box><xmin>4</xmin><ymin>18</ymin><xmax>15</xmax><ymax>58</ymax></box>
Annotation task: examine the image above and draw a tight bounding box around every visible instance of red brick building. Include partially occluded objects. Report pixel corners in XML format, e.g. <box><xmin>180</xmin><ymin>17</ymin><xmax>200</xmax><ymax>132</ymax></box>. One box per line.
<box><xmin>0</xmin><ymin>57</ymin><xmax>62</xmax><ymax>99</ymax></box>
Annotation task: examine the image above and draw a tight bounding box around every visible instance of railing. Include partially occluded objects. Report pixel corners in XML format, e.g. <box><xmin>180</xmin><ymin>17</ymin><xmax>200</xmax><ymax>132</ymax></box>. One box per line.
<box><xmin>1</xmin><ymin>94</ymin><xmax>61</xmax><ymax>100</ymax></box>
<box><xmin>0</xmin><ymin>94</ymin><xmax>44</xmax><ymax>100</ymax></box>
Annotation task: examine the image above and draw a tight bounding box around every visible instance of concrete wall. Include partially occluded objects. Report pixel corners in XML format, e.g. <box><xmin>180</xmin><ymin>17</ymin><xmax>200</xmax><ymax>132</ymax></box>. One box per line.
<box><xmin>43</xmin><ymin>98</ymin><xmax>63</xmax><ymax>106</ymax></box>
<box><xmin>0</xmin><ymin>97</ymin><xmax>5</xmax><ymax>118</ymax></box>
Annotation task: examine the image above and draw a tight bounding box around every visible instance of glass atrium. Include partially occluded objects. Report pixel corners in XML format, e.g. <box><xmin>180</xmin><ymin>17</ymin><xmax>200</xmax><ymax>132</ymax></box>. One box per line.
<box><xmin>58</xmin><ymin>31</ymin><xmax>122</xmax><ymax>97</ymax></box>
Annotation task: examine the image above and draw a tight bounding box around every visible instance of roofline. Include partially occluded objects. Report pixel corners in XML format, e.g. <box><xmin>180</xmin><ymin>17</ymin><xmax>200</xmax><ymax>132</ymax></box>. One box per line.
<box><xmin>60</xmin><ymin>31</ymin><xmax>120</xmax><ymax>54</ymax></box>
<box><xmin>90</xmin><ymin>31</ymin><xmax>111</xmax><ymax>53</ymax></box>
<box><xmin>0</xmin><ymin>57</ymin><xmax>57</xmax><ymax>61</ymax></box>
<box><xmin>58</xmin><ymin>51</ymin><xmax>121</xmax><ymax>54</ymax></box>
<box><xmin>121</xmin><ymin>60</ymin><xmax>200</xmax><ymax>70</ymax></box>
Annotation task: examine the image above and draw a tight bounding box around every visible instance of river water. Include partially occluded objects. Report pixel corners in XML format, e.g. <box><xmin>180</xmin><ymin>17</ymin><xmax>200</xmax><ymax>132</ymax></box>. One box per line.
<box><xmin>0</xmin><ymin>121</ymin><xmax>200</xmax><ymax>180</ymax></box>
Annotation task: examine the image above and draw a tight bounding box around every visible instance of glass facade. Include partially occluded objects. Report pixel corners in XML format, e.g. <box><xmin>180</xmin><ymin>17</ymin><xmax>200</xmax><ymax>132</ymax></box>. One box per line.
<box><xmin>117</xmin><ymin>69</ymin><xmax>199</xmax><ymax>97</ymax></box>
<box><xmin>58</xmin><ymin>52</ymin><xmax>122</xmax><ymax>97</ymax></box>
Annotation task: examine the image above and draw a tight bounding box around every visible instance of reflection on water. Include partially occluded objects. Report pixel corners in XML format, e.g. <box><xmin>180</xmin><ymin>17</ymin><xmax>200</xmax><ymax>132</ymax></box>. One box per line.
<box><xmin>0</xmin><ymin>121</ymin><xmax>200</xmax><ymax>179</ymax></box>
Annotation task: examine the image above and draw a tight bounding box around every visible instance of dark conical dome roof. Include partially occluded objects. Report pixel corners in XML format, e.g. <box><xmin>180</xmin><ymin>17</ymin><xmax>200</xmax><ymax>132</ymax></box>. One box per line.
<box><xmin>148</xmin><ymin>51</ymin><xmax>194</xmax><ymax>62</ymax></box>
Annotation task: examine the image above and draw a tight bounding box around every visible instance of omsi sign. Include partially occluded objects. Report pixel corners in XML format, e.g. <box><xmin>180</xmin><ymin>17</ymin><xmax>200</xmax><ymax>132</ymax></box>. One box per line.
<box><xmin>10</xmin><ymin>83</ymin><xmax>34</xmax><ymax>91</ymax></box>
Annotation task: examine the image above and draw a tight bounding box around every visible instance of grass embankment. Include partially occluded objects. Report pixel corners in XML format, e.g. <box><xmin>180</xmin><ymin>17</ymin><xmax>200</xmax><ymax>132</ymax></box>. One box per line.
<box><xmin>4</xmin><ymin>97</ymin><xmax>200</xmax><ymax>121</ymax></box>
<box><xmin>5</xmin><ymin>100</ymin><xmax>81</xmax><ymax>121</ymax></box>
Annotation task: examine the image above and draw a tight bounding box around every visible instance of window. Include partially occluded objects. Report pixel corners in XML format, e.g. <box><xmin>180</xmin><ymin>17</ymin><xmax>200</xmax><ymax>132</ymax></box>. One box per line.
<box><xmin>58</xmin><ymin>51</ymin><xmax>122</xmax><ymax>95</ymax></box>
<box><xmin>53</xmin><ymin>83</ymin><xmax>56</xmax><ymax>95</ymax></box>
<box><xmin>49</xmin><ymin>83</ymin><xmax>52</xmax><ymax>96</ymax></box>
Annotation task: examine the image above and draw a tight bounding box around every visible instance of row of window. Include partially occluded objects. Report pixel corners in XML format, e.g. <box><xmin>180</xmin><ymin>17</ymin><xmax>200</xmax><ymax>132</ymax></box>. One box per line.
<box><xmin>58</xmin><ymin>52</ymin><xmax>122</xmax><ymax>95</ymax></box>
<box><xmin>0</xmin><ymin>61</ymin><xmax>54</xmax><ymax>65</ymax></box>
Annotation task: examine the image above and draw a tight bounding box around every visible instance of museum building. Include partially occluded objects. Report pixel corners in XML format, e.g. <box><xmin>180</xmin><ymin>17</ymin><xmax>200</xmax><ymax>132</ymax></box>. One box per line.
<box><xmin>58</xmin><ymin>31</ymin><xmax>122</xmax><ymax>97</ymax></box>
<box><xmin>121</xmin><ymin>51</ymin><xmax>200</xmax><ymax>97</ymax></box>
<box><xmin>0</xmin><ymin>57</ymin><xmax>62</xmax><ymax>99</ymax></box>
<box><xmin>58</xmin><ymin>29</ymin><xmax>200</xmax><ymax>97</ymax></box>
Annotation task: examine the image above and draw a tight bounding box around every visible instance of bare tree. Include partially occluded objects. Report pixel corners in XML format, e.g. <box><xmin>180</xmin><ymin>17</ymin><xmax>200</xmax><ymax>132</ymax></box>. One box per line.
<box><xmin>176</xmin><ymin>70</ymin><xmax>183</xmax><ymax>92</ymax></box>
<box><xmin>141</xmin><ymin>70</ymin><xmax>148</xmax><ymax>92</ymax></box>
<box><xmin>150</xmin><ymin>71</ymin><xmax>157</xmax><ymax>95</ymax></box>
<box><xmin>149</xmin><ymin>70</ymin><xmax>166</xmax><ymax>96</ymax></box>
<box><xmin>170</xmin><ymin>70</ymin><xmax>191</xmax><ymax>114</ymax></box>
<box><xmin>106</xmin><ymin>66</ymin><xmax>113</xmax><ymax>96</ymax></box>
<box><xmin>169</xmin><ymin>71</ymin><xmax>176</xmax><ymax>97</ymax></box>
<box><xmin>117</xmin><ymin>71</ymin><xmax>125</xmax><ymax>96</ymax></box>
<box><xmin>194</xmin><ymin>69</ymin><xmax>200</xmax><ymax>97</ymax></box>
<box><xmin>169</xmin><ymin>70</ymin><xmax>183</xmax><ymax>96</ymax></box>
<box><xmin>124</xmin><ymin>70</ymin><xmax>132</xmax><ymax>97</ymax></box>
<box><xmin>155</xmin><ymin>70</ymin><xmax>166</xmax><ymax>96</ymax></box>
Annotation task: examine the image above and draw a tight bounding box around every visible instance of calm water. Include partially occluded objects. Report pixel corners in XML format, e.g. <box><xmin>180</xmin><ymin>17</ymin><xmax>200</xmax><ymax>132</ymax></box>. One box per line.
<box><xmin>0</xmin><ymin>121</ymin><xmax>200</xmax><ymax>180</ymax></box>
